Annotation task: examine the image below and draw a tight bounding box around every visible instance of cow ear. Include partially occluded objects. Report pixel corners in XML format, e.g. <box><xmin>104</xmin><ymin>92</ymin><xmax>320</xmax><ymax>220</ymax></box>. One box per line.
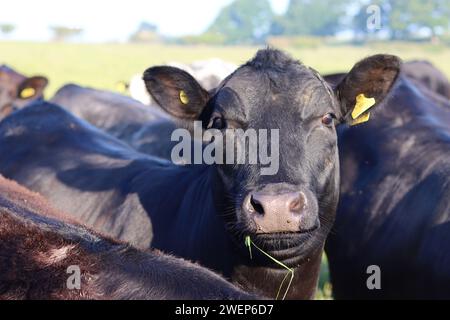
<box><xmin>18</xmin><ymin>76</ymin><xmax>48</xmax><ymax>100</ymax></box>
<box><xmin>143</xmin><ymin>66</ymin><xmax>209</xmax><ymax>120</ymax></box>
<box><xmin>336</xmin><ymin>54</ymin><xmax>401</xmax><ymax>126</ymax></box>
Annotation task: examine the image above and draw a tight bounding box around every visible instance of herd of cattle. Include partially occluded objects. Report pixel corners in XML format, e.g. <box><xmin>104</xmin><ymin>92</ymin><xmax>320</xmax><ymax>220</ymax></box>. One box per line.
<box><xmin>0</xmin><ymin>48</ymin><xmax>449</xmax><ymax>300</ymax></box>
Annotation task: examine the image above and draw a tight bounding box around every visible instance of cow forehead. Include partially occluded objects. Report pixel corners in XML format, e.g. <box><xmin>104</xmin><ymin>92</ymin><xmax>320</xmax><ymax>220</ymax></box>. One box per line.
<box><xmin>218</xmin><ymin>66</ymin><xmax>335</xmax><ymax>111</ymax></box>
<box><xmin>226</xmin><ymin>64</ymin><xmax>326</xmax><ymax>90</ymax></box>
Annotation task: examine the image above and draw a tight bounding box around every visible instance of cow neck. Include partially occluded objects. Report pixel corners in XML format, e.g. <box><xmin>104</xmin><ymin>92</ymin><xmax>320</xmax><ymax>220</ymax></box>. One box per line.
<box><xmin>137</xmin><ymin>163</ymin><xmax>236</xmax><ymax>274</ymax></box>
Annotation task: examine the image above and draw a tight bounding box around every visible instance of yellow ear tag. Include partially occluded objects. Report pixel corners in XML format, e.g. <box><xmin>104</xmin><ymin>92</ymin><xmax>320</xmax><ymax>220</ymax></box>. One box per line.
<box><xmin>351</xmin><ymin>93</ymin><xmax>375</xmax><ymax>120</ymax></box>
<box><xmin>351</xmin><ymin>112</ymin><xmax>370</xmax><ymax>126</ymax></box>
<box><xmin>116</xmin><ymin>82</ymin><xmax>128</xmax><ymax>93</ymax></box>
<box><xmin>179</xmin><ymin>90</ymin><xmax>189</xmax><ymax>105</ymax></box>
<box><xmin>20</xmin><ymin>87</ymin><xmax>36</xmax><ymax>99</ymax></box>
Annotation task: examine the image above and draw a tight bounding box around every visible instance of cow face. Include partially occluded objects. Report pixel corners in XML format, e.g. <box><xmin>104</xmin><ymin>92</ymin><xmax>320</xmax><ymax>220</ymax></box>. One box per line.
<box><xmin>144</xmin><ymin>49</ymin><xmax>400</xmax><ymax>266</ymax></box>
<box><xmin>0</xmin><ymin>65</ymin><xmax>48</xmax><ymax>120</ymax></box>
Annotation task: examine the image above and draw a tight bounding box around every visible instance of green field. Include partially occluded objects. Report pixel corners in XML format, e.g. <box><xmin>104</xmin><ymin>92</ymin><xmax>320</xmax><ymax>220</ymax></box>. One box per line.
<box><xmin>1</xmin><ymin>41</ymin><xmax>449</xmax><ymax>97</ymax></box>
<box><xmin>1</xmin><ymin>40</ymin><xmax>449</xmax><ymax>299</ymax></box>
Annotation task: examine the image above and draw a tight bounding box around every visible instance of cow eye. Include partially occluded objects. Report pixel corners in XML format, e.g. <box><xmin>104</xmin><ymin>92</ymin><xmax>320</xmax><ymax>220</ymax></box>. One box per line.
<box><xmin>321</xmin><ymin>113</ymin><xmax>336</xmax><ymax>126</ymax></box>
<box><xmin>208</xmin><ymin>115</ymin><xmax>226</xmax><ymax>129</ymax></box>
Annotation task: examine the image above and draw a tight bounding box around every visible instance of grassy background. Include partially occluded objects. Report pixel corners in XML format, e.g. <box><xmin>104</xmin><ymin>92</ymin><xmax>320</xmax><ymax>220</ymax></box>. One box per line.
<box><xmin>1</xmin><ymin>41</ymin><xmax>449</xmax><ymax>97</ymax></box>
<box><xmin>1</xmin><ymin>41</ymin><xmax>449</xmax><ymax>299</ymax></box>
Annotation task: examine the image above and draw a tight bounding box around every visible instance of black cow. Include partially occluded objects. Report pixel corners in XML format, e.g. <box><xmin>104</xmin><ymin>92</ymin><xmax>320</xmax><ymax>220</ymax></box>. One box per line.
<box><xmin>325</xmin><ymin>60</ymin><xmax>450</xmax><ymax>100</ymax></box>
<box><xmin>402</xmin><ymin>60</ymin><xmax>450</xmax><ymax>99</ymax></box>
<box><xmin>0</xmin><ymin>65</ymin><xmax>48</xmax><ymax>120</ymax></box>
<box><xmin>0</xmin><ymin>49</ymin><xmax>400</xmax><ymax>299</ymax></box>
<box><xmin>0</xmin><ymin>175</ymin><xmax>254</xmax><ymax>300</ymax></box>
<box><xmin>50</xmin><ymin>84</ymin><xmax>180</xmax><ymax>160</ymax></box>
<box><xmin>325</xmin><ymin>73</ymin><xmax>450</xmax><ymax>299</ymax></box>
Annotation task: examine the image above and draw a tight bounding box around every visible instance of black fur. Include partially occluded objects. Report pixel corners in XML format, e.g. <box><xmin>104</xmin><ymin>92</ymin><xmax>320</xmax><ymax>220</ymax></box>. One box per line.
<box><xmin>0</xmin><ymin>49</ymin><xmax>400</xmax><ymax>299</ymax></box>
<box><xmin>326</xmin><ymin>74</ymin><xmax>450</xmax><ymax>299</ymax></box>
<box><xmin>50</xmin><ymin>84</ymin><xmax>179</xmax><ymax>160</ymax></box>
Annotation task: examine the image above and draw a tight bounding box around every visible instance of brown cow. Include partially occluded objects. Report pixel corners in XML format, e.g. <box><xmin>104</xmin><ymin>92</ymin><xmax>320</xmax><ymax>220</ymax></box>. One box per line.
<box><xmin>0</xmin><ymin>175</ymin><xmax>255</xmax><ymax>300</ymax></box>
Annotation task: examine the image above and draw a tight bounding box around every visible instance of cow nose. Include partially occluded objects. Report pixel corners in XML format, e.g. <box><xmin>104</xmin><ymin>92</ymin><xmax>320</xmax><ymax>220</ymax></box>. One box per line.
<box><xmin>249</xmin><ymin>192</ymin><xmax>305</xmax><ymax>216</ymax></box>
<box><xmin>244</xmin><ymin>188</ymin><xmax>315</xmax><ymax>233</ymax></box>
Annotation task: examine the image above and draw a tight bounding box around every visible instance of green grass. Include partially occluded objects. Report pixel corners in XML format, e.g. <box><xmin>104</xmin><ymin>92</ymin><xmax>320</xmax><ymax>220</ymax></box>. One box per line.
<box><xmin>1</xmin><ymin>41</ymin><xmax>449</xmax><ymax>97</ymax></box>
<box><xmin>316</xmin><ymin>254</ymin><xmax>333</xmax><ymax>300</ymax></box>
<box><xmin>1</xmin><ymin>40</ymin><xmax>448</xmax><ymax>299</ymax></box>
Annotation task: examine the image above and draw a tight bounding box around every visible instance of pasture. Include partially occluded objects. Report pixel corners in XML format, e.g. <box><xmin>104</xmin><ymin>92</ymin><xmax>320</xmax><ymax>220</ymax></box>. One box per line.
<box><xmin>1</xmin><ymin>41</ymin><xmax>449</xmax><ymax>97</ymax></box>
<box><xmin>1</xmin><ymin>40</ymin><xmax>449</xmax><ymax>300</ymax></box>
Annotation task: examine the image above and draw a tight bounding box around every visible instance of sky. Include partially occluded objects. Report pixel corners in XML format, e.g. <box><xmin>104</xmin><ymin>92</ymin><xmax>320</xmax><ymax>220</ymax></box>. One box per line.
<box><xmin>0</xmin><ymin>0</ymin><xmax>289</xmax><ymax>42</ymax></box>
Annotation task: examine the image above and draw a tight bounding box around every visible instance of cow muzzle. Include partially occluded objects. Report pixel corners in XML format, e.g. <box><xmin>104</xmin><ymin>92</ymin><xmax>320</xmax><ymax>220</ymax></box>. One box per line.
<box><xmin>243</xmin><ymin>183</ymin><xmax>319</xmax><ymax>234</ymax></box>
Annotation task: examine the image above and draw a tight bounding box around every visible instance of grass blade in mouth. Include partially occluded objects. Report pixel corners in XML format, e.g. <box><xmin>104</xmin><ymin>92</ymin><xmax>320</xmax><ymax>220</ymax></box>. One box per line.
<box><xmin>245</xmin><ymin>235</ymin><xmax>295</xmax><ymax>300</ymax></box>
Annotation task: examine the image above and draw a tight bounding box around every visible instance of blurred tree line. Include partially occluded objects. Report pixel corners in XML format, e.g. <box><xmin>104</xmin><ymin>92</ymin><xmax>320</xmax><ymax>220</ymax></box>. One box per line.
<box><xmin>4</xmin><ymin>0</ymin><xmax>447</xmax><ymax>45</ymax></box>
<box><xmin>129</xmin><ymin>22</ymin><xmax>160</xmax><ymax>43</ymax></box>
<box><xmin>0</xmin><ymin>24</ymin><xmax>16</xmax><ymax>37</ymax></box>
<box><xmin>185</xmin><ymin>0</ymin><xmax>450</xmax><ymax>45</ymax></box>
<box><xmin>50</xmin><ymin>26</ymin><xmax>83</xmax><ymax>42</ymax></box>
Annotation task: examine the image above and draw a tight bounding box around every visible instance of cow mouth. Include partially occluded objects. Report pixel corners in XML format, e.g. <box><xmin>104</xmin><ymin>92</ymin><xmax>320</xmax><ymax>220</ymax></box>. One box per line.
<box><xmin>237</xmin><ymin>224</ymin><xmax>323</xmax><ymax>267</ymax></box>
<box><xmin>217</xmin><ymin>188</ymin><xmax>324</xmax><ymax>266</ymax></box>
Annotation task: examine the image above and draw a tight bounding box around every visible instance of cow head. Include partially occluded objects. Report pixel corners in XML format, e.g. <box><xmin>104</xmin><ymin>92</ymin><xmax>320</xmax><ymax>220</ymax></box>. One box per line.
<box><xmin>144</xmin><ymin>49</ymin><xmax>400</xmax><ymax>266</ymax></box>
<box><xmin>0</xmin><ymin>65</ymin><xmax>48</xmax><ymax>120</ymax></box>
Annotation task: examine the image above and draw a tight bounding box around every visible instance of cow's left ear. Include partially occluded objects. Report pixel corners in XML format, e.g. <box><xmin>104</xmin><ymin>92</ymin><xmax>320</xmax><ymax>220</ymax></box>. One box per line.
<box><xmin>18</xmin><ymin>76</ymin><xmax>48</xmax><ymax>100</ymax></box>
<box><xmin>143</xmin><ymin>66</ymin><xmax>209</xmax><ymax>120</ymax></box>
<box><xmin>336</xmin><ymin>54</ymin><xmax>401</xmax><ymax>125</ymax></box>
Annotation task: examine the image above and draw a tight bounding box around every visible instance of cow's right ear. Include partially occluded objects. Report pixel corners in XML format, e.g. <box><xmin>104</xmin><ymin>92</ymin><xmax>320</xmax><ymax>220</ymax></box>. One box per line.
<box><xmin>143</xmin><ymin>66</ymin><xmax>210</xmax><ymax>119</ymax></box>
